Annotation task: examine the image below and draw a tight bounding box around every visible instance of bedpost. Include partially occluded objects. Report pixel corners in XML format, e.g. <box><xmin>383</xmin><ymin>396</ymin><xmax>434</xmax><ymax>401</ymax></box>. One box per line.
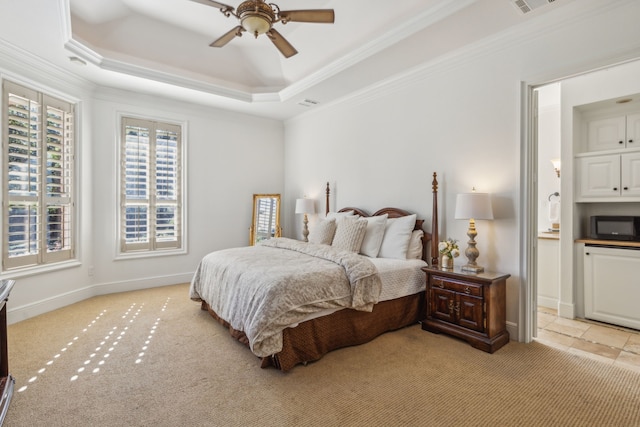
<box><xmin>325</xmin><ymin>182</ymin><xmax>330</xmax><ymax>216</ymax></box>
<box><xmin>431</xmin><ymin>172</ymin><xmax>439</xmax><ymax>267</ymax></box>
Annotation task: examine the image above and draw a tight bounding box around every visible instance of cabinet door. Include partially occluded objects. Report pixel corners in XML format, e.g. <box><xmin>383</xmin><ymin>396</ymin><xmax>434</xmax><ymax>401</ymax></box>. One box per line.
<box><xmin>587</xmin><ymin>116</ymin><xmax>626</xmax><ymax>151</ymax></box>
<box><xmin>626</xmin><ymin>113</ymin><xmax>640</xmax><ymax>148</ymax></box>
<box><xmin>430</xmin><ymin>287</ymin><xmax>456</xmax><ymax>323</ymax></box>
<box><xmin>457</xmin><ymin>294</ymin><xmax>484</xmax><ymax>332</ymax></box>
<box><xmin>577</xmin><ymin>155</ymin><xmax>620</xmax><ymax>198</ymax></box>
<box><xmin>621</xmin><ymin>152</ymin><xmax>640</xmax><ymax>197</ymax></box>
<box><xmin>584</xmin><ymin>246</ymin><xmax>640</xmax><ymax>330</ymax></box>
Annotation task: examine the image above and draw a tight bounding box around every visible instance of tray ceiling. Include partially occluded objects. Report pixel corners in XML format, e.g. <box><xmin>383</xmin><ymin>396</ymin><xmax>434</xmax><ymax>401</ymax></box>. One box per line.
<box><xmin>0</xmin><ymin>0</ymin><xmax>572</xmax><ymax>119</ymax></box>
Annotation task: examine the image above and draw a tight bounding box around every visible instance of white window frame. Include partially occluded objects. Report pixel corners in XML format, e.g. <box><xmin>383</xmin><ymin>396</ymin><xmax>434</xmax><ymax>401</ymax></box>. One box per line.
<box><xmin>2</xmin><ymin>80</ymin><xmax>76</xmax><ymax>273</ymax></box>
<box><xmin>117</xmin><ymin>114</ymin><xmax>185</xmax><ymax>258</ymax></box>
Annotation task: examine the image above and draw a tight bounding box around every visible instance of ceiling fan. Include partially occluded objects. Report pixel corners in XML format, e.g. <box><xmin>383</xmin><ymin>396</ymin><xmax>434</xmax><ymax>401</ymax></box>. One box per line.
<box><xmin>190</xmin><ymin>0</ymin><xmax>335</xmax><ymax>58</ymax></box>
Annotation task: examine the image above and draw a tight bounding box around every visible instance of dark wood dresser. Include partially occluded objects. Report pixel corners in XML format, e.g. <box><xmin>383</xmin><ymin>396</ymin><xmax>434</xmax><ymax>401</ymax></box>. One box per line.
<box><xmin>0</xmin><ymin>280</ymin><xmax>14</xmax><ymax>425</ymax></box>
<box><xmin>421</xmin><ymin>267</ymin><xmax>509</xmax><ymax>353</ymax></box>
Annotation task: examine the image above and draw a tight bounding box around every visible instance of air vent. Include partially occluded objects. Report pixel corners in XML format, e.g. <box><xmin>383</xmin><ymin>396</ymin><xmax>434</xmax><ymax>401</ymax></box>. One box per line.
<box><xmin>298</xmin><ymin>98</ymin><xmax>320</xmax><ymax>107</ymax></box>
<box><xmin>510</xmin><ymin>0</ymin><xmax>555</xmax><ymax>15</ymax></box>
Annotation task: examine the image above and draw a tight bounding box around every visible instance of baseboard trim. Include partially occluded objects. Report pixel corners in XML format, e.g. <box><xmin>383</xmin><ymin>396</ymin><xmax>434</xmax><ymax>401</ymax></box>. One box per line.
<box><xmin>7</xmin><ymin>273</ymin><xmax>193</xmax><ymax>325</ymax></box>
<box><xmin>537</xmin><ymin>296</ymin><xmax>559</xmax><ymax>310</ymax></box>
<box><xmin>558</xmin><ymin>302</ymin><xmax>575</xmax><ymax>319</ymax></box>
<box><xmin>506</xmin><ymin>321</ymin><xmax>519</xmax><ymax>342</ymax></box>
<box><xmin>91</xmin><ymin>273</ymin><xmax>192</xmax><ymax>296</ymax></box>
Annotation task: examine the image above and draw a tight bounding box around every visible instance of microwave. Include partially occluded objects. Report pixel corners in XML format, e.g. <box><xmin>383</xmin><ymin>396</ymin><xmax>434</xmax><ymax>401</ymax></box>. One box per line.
<box><xmin>590</xmin><ymin>216</ymin><xmax>640</xmax><ymax>241</ymax></box>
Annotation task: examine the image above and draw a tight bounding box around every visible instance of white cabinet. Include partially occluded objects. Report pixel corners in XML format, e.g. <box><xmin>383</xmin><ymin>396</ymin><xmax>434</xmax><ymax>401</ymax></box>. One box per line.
<box><xmin>583</xmin><ymin>245</ymin><xmax>640</xmax><ymax>330</ymax></box>
<box><xmin>576</xmin><ymin>152</ymin><xmax>640</xmax><ymax>201</ymax></box>
<box><xmin>627</xmin><ymin>113</ymin><xmax>640</xmax><ymax>147</ymax></box>
<box><xmin>587</xmin><ymin>113</ymin><xmax>640</xmax><ymax>152</ymax></box>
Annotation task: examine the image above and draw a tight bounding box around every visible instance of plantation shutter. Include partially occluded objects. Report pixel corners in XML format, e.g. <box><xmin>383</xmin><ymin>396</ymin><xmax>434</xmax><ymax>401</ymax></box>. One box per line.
<box><xmin>120</xmin><ymin>117</ymin><xmax>182</xmax><ymax>253</ymax></box>
<box><xmin>2</xmin><ymin>80</ymin><xmax>74</xmax><ymax>270</ymax></box>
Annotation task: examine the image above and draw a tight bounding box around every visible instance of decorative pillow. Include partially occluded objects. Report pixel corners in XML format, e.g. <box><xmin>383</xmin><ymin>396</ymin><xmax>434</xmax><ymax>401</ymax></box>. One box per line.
<box><xmin>326</xmin><ymin>210</ymin><xmax>355</xmax><ymax>220</ymax></box>
<box><xmin>377</xmin><ymin>214</ymin><xmax>417</xmax><ymax>259</ymax></box>
<box><xmin>406</xmin><ymin>229</ymin><xmax>424</xmax><ymax>259</ymax></box>
<box><xmin>359</xmin><ymin>214</ymin><xmax>388</xmax><ymax>258</ymax></box>
<box><xmin>308</xmin><ymin>218</ymin><xmax>337</xmax><ymax>245</ymax></box>
<box><xmin>332</xmin><ymin>216</ymin><xmax>368</xmax><ymax>253</ymax></box>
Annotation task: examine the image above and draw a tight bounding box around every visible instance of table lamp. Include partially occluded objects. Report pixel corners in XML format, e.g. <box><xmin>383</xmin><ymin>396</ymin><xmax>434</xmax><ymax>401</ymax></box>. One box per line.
<box><xmin>295</xmin><ymin>198</ymin><xmax>315</xmax><ymax>242</ymax></box>
<box><xmin>454</xmin><ymin>190</ymin><xmax>494</xmax><ymax>273</ymax></box>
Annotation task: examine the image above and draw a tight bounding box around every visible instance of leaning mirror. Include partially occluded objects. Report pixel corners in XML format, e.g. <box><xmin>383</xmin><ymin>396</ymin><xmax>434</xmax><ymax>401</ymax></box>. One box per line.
<box><xmin>250</xmin><ymin>194</ymin><xmax>281</xmax><ymax>245</ymax></box>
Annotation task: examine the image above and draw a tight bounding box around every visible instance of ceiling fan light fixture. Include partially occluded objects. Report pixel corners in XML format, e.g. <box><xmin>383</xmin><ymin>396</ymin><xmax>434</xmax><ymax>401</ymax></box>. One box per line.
<box><xmin>194</xmin><ymin>0</ymin><xmax>334</xmax><ymax>57</ymax></box>
<box><xmin>241</xmin><ymin>15</ymin><xmax>271</xmax><ymax>36</ymax></box>
<box><xmin>238</xmin><ymin>0</ymin><xmax>275</xmax><ymax>37</ymax></box>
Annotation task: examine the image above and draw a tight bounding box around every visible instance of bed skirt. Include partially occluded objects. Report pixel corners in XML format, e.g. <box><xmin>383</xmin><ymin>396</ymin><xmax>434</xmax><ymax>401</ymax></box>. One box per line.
<box><xmin>200</xmin><ymin>291</ymin><xmax>426</xmax><ymax>371</ymax></box>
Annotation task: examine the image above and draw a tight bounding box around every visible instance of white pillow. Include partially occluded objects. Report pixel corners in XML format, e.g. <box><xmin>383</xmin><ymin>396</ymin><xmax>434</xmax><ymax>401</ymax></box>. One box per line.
<box><xmin>326</xmin><ymin>210</ymin><xmax>355</xmax><ymax>220</ymax></box>
<box><xmin>308</xmin><ymin>218</ymin><xmax>337</xmax><ymax>245</ymax></box>
<box><xmin>377</xmin><ymin>214</ymin><xmax>417</xmax><ymax>259</ymax></box>
<box><xmin>332</xmin><ymin>216</ymin><xmax>368</xmax><ymax>253</ymax></box>
<box><xmin>359</xmin><ymin>214</ymin><xmax>388</xmax><ymax>258</ymax></box>
<box><xmin>406</xmin><ymin>229</ymin><xmax>424</xmax><ymax>259</ymax></box>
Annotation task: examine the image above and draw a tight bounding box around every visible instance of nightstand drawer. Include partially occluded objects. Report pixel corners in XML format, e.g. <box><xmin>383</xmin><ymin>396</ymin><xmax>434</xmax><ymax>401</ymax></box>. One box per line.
<box><xmin>430</xmin><ymin>276</ymin><xmax>482</xmax><ymax>297</ymax></box>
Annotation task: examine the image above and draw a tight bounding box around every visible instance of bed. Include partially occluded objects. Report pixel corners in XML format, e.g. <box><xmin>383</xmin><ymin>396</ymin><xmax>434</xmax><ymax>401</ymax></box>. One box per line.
<box><xmin>190</xmin><ymin>173</ymin><xmax>440</xmax><ymax>371</ymax></box>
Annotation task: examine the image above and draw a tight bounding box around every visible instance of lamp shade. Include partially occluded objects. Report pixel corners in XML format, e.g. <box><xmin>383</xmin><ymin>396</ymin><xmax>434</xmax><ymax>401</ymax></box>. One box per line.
<box><xmin>295</xmin><ymin>198</ymin><xmax>315</xmax><ymax>214</ymax></box>
<box><xmin>454</xmin><ymin>192</ymin><xmax>494</xmax><ymax>220</ymax></box>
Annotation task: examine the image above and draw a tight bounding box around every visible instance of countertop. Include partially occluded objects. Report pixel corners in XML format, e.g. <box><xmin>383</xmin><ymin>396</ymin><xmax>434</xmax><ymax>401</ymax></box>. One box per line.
<box><xmin>538</xmin><ymin>231</ymin><xmax>559</xmax><ymax>240</ymax></box>
<box><xmin>575</xmin><ymin>238</ymin><xmax>640</xmax><ymax>248</ymax></box>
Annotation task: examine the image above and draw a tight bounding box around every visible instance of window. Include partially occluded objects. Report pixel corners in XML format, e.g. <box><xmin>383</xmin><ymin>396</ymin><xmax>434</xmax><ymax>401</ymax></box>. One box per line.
<box><xmin>2</xmin><ymin>80</ymin><xmax>75</xmax><ymax>271</ymax></box>
<box><xmin>120</xmin><ymin>117</ymin><xmax>183</xmax><ymax>254</ymax></box>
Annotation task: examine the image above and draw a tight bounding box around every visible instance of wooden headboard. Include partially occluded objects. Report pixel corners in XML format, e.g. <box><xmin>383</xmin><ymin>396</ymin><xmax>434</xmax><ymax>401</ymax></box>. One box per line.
<box><xmin>329</xmin><ymin>172</ymin><xmax>439</xmax><ymax>266</ymax></box>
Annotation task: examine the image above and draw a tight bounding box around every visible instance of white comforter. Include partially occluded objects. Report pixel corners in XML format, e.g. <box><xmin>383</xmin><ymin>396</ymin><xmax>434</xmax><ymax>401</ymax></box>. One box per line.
<box><xmin>189</xmin><ymin>238</ymin><xmax>382</xmax><ymax>357</ymax></box>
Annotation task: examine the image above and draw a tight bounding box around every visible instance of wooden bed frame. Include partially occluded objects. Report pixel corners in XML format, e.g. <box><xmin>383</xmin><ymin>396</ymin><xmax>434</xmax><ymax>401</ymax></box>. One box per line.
<box><xmin>202</xmin><ymin>173</ymin><xmax>439</xmax><ymax>371</ymax></box>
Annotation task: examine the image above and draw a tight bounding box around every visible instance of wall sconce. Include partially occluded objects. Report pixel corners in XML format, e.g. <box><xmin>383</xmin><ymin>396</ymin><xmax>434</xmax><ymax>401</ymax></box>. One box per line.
<box><xmin>550</xmin><ymin>158</ymin><xmax>561</xmax><ymax>177</ymax></box>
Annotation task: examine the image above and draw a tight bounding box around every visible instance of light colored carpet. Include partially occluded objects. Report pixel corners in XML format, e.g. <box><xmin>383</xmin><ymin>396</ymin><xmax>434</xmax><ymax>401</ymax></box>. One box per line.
<box><xmin>5</xmin><ymin>283</ymin><xmax>640</xmax><ymax>426</ymax></box>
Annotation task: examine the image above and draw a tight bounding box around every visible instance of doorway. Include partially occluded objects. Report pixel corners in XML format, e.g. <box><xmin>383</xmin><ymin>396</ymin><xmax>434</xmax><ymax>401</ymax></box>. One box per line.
<box><xmin>525</xmin><ymin>59</ymin><xmax>640</xmax><ymax>346</ymax></box>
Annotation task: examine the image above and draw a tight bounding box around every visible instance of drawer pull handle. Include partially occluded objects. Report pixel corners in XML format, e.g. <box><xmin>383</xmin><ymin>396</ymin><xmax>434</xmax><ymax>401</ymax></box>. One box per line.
<box><xmin>464</xmin><ymin>286</ymin><xmax>471</xmax><ymax>294</ymax></box>
<box><xmin>437</xmin><ymin>282</ymin><xmax>444</xmax><ymax>288</ymax></box>
<box><xmin>448</xmin><ymin>300</ymin><xmax>454</xmax><ymax>313</ymax></box>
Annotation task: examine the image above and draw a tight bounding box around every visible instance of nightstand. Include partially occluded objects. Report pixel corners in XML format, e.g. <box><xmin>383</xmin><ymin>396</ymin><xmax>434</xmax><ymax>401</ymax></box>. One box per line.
<box><xmin>0</xmin><ymin>280</ymin><xmax>14</xmax><ymax>425</ymax></box>
<box><xmin>421</xmin><ymin>266</ymin><xmax>510</xmax><ymax>353</ymax></box>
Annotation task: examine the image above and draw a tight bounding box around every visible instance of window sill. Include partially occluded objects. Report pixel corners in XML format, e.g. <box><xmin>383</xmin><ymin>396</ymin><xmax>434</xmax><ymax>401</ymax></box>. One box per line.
<box><xmin>115</xmin><ymin>247</ymin><xmax>187</xmax><ymax>261</ymax></box>
<box><xmin>1</xmin><ymin>259</ymin><xmax>82</xmax><ymax>280</ymax></box>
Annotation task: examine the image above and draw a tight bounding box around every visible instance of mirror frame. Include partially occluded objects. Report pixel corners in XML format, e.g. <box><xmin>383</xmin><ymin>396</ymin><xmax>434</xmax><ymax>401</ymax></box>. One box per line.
<box><xmin>249</xmin><ymin>194</ymin><xmax>281</xmax><ymax>245</ymax></box>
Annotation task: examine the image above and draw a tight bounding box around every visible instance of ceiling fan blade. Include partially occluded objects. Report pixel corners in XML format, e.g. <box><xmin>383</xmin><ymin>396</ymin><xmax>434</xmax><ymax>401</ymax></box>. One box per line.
<box><xmin>210</xmin><ymin>26</ymin><xmax>244</xmax><ymax>47</ymax></box>
<box><xmin>279</xmin><ymin>10</ymin><xmax>335</xmax><ymax>24</ymax></box>
<box><xmin>189</xmin><ymin>0</ymin><xmax>235</xmax><ymax>14</ymax></box>
<box><xmin>266</xmin><ymin>29</ymin><xmax>298</xmax><ymax>58</ymax></box>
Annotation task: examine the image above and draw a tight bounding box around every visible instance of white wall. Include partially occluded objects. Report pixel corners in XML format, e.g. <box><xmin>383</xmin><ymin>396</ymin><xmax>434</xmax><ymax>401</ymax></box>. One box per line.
<box><xmin>1</xmin><ymin>53</ymin><xmax>284</xmax><ymax>323</ymax></box>
<box><xmin>283</xmin><ymin>0</ymin><xmax>640</xmax><ymax>340</ymax></box>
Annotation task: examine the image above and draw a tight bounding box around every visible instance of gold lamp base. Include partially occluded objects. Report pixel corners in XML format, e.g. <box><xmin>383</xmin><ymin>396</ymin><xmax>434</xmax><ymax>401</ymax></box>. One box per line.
<box><xmin>462</xmin><ymin>218</ymin><xmax>485</xmax><ymax>273</ymax></box>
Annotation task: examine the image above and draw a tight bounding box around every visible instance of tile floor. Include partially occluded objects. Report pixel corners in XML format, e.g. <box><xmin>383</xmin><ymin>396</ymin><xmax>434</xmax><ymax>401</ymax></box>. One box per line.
<box><xmin>535</xmin><ymin>306</ymin><xmax>640</xmax><ymax>373</ymax></box>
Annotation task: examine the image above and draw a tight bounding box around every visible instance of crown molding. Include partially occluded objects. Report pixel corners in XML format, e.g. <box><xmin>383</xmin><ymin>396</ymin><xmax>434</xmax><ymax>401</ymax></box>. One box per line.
<box><xmin>60</xmin><ymin>0</ymin><xmax>475</xmax><ymax>107</ymax></box>
<box><xmin>289</xmin><ymin>0</ymin><xmax>640</xmax><ymax>123</ymax></box>
<box><xmin>0</xmin><ymin>38</ymin><xmax>94</xmax><ymax>97</ymax></box>
<box><xmin>278</xmin><ymin>0</ymin><xmax>477</xmax><ymax>102</ymax></box>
